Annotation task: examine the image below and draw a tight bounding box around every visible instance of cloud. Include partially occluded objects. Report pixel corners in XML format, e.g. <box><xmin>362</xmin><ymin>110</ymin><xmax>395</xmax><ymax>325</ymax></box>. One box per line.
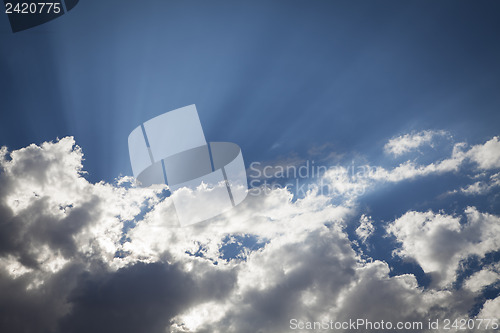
<box><xmin>0</xmin><ymin>136</ymin><xmax>499</xmax><ymax>332</ymax></box>
<box><xmin>464</xmin><ymin>264</ymin><xmax>500</xmax><ymax>293</ymax></box>
<box><xmin>457</xmin><ymin>172</ymin><xmax>500</xmax><ymax>195</ymax></box>
<box><xmin>384</xmin><ymin>130</ymin><xmax>448</xmax><ymax>157</ymax></box>
<box><xmin>171</xmin><ymin>252</ymin><xmax>477</xmax><ymax>333</ymax></box>
<box><xmin>245</xmin><ymin>133</ymin><xmax>500</xmax><ymax>206</ymax></box>
<box><xmin>329</xmin><ymin>261</ymin><xmax>473</xmax><ymax>327</ymax></box>
<box><xmin>465</xmin><ymin>136</ymin><xmax>500</xmax><ymax>170</ymax></box>
<box><xmin>0</xmin><ymin>137</ymin><xmax>360</xmax><ymax>332</ymax></box>
<box><xmin>367</xmin><ymin>136</ymin><xmax>500</xmax><ymax>185</ymax></box>
<box><xmin>478</xmin><ymin>296</ymin><xmax>500</xmax><ymax>319</ymax></box>
<box><xmin>355</xmin><ymin>214</ymin><xmax>375</xmax><ymax>244</ymax></box>
<box><xmin>387</xmin><ymin>207</ymin><xmax>500</xmax><ymax>287</ymax></box>
<box><xmin>59</xmin><ymin>261</ymin><xmax>236</xmax><ymax>333</ymax></box>
<box><xmin>0</xmin><ymin>137</ymin><xmax>161</xmax><ymax>332</ymax></box>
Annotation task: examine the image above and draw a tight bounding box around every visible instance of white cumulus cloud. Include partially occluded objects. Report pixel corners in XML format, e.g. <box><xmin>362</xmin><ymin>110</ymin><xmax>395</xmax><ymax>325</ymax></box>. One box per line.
<box><xmin>387</xmin><ymin>207</ymin><xmax>500</xmax><ymax>287</ymax></box>
<box><xmin>0</xmin><ymin>136</ymin><xmax>499</xmax><ymax>333</ymax></box>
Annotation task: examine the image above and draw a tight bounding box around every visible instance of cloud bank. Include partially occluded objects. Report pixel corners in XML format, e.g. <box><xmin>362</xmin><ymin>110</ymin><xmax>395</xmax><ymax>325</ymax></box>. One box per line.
<box><xmin>0</xmin><ymin>134</ymin><xmax>499</xmax><ymax>332</ymax></box>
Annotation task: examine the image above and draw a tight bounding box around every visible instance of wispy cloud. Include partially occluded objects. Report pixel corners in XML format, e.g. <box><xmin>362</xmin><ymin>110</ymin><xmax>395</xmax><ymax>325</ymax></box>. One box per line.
<box><xmin>384</xmin><ymin>130</ymin><xmax>449</xmax><ymax>157</ymax></box>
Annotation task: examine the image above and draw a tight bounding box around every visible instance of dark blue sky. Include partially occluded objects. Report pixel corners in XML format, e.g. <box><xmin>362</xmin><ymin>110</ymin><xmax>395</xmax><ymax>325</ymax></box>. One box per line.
<box><xmin>1</xmin><ymin>0</ymin><xmax>500</xmax><ymax>183</ymax></box>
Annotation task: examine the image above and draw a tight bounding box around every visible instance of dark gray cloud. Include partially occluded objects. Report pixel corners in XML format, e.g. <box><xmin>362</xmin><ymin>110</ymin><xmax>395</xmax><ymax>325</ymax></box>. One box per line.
<box><xmin>59</xmin><ymin>261</ymin><xmax>236</xmax><ymax>333</ymax></box>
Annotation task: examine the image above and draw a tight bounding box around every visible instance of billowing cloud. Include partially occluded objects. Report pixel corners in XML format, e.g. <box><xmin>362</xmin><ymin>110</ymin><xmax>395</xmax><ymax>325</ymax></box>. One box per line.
<box><xmin>465</xmin><ymin>136</ymin><xmax>500</xmax><ymax>170</ymax></box>
<box><xmin>387</xmin><ymin>207</ymin><xmax>500</xmax><ymax>287</ymax></box>
<box><xmin>464</xmin><ymin>264</ymin><xmax>500</xmax><ymax>293</ymax></box>
<box><xmin>478</xmin><ymin>297</ymin><xmax>500</xmax><ymax>319</ymax></box>
<box><xmin>0</xmin><ymin>136</ymin><xmax>499</xmax><ymax>333</ymax></box>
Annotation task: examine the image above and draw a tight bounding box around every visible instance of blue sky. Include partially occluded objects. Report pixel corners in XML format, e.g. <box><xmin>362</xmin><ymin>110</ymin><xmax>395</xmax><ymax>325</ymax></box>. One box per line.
<box><xmin>1</xmin><ymin>0</ymin><xmax>500</xmax><ymax>183</ymax></box>
<box><xmin>1</xmin><ymin>1</ymin><xmax>500</xmax><ymax>332</ymax></box>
